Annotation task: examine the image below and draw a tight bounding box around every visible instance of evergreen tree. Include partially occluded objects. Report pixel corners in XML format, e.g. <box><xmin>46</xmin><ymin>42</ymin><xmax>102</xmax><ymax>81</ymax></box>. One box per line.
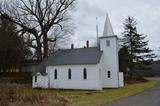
<box><xmin>122</xmin><ymin>16</ymin><xmax>155</xmax><ymax>77</ymax></box>
<box><xmin>119</xmin><ymin>46</ymin><xmax>132</xmax><ymax>74</ymax></box>
<box><xmin>0</xmin><ymin>14</ymin><xmax>31</xmax><ymax>72</ymax></box>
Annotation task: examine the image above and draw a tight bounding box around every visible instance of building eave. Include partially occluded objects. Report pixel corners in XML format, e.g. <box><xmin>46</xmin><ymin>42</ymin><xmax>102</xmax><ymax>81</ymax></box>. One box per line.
<box><xmin>99</xmin><ymin>35</ymin><xmax>118</xmax><ymax>39</ymax></box>
<box><xmin>46</xmin><ymin>63</ymin><xmax>99</xmax><ymax>67</ymax></box>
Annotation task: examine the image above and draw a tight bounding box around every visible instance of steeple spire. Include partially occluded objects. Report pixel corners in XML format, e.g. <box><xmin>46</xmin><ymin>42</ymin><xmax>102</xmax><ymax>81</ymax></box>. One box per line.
<box><xmin>103</xmin><ymin>13</ymin><xmax>114</xmax><ymax>36</ymax></box>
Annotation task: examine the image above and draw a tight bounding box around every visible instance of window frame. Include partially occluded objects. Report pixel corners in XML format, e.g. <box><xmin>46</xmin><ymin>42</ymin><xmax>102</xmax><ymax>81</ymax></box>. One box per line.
<box><xmin>83</xmin><ymin>68</ymin><xmax>87</xmax><ymax>80</ymax></box>
<box><xmin>107</xmin><ymin>71</ymin><xmax>111</xmax><ymax>78</ymax></box>
<box><xmin>68</xmin><ymin>68</ymin><xmax>71</xmax><ymax>80</ymax></box>
<box><xmin>35</xmin><ymin>76</ymin><xmax>37</xmax><ymax>82</ymax></box>
<box><xmin>54</xmin><ymin>69</ymin><xmax>57</xmax><ymax>80</ymax></box>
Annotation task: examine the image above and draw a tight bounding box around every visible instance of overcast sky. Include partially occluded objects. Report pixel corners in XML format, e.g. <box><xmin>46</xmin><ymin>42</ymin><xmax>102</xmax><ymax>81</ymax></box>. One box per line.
<box><xmin>71</xmin><ymin>0</ymin><xmax>160</xmax><ymax>56</ymax></box>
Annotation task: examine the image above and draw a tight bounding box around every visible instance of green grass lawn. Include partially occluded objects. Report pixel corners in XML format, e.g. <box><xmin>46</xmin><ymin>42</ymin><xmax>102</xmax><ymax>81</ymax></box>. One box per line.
<box><xmin>17</xmin><ymin>80</ymin><xmax>156</xmax><ymax>106</ymax></box>
<box><xmin>54</xmin><ymin>80</ymin><xmax>156</xmax><ymax>106</ymax></box>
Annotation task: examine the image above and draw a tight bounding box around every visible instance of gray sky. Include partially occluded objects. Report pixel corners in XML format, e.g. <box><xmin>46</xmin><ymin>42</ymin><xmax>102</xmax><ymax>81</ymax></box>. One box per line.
<box><xmin>71</xmin><ymin>0</ymin><xmax>160</xmax><ymax>56</ymax></box>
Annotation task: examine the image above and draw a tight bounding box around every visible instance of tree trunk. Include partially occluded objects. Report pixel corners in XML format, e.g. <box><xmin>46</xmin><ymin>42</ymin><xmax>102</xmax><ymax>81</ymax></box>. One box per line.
<box><xmin>36</xmin><ymin>42</ymin><xmax>42</xmax><ymax>62</ymax></box>
<box><xmin>37</xmin><ymin>47</ymin><xmax>42</xmax><ymax>62</ymax></box>
<box><xmin>43</xmin><ymin>33</ymin><xmax>48</xmax><ymax>59</ymax></box>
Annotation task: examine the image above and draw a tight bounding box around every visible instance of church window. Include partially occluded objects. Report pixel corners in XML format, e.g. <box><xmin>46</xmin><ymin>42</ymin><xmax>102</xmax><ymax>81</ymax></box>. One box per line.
<box><xmin>68</xmin><ymin>68</ymin><xmax>71</xmax><ymax>79</ymax></box>
<box><xmin>54</xmin><ymin>69</ymin><xmax>57</xmax><ymax>79</ymax></box>
<box><xmin>107</xmin><ymin>71</ymin><xmax>111</xmax><ymax>78</ymax></box>
<box><xmin>83</xmin><ymin>68</ymin><xmax>87</xmax><ymax>79</ymax></box>
<box><xmin>35</xmin><ymin>76</ymin><xmax>37</xmax><ymax>82</ymax></box>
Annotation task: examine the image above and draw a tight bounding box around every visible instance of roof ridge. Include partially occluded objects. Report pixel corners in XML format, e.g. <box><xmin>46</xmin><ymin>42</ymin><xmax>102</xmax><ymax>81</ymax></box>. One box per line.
<box><xmin>62</xmin><ymin>47</ymin><xmax>99</xmax><ymax>51</ymax></box>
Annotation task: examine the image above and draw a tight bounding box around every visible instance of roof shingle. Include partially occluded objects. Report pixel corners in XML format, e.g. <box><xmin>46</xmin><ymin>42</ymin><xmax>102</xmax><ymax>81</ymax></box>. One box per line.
<box><xmin>47</xmin><ymin>47</ymin><xmax>103</xmax><ymax>65</ymax></box>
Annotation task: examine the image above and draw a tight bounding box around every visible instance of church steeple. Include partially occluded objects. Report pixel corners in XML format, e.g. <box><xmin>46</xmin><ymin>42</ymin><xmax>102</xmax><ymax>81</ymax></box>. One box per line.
<box><xmin>103</xmin><ymin>13</ymin><xmax>114</xmax><ymax>36</ymax></box>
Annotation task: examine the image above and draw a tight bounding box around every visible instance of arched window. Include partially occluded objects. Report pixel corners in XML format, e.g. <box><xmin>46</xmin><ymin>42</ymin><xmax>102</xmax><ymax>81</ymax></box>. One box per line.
<box><xmin>54</xmin><ymin>69</ymin><xmax>57</xmax><ymax>79</ymax></box>
<box><xmin>83</xmin><ymin>68</ymin><xmax>87</xmax><ymax>79</ymax></box>
<box><xmin>35</xmin><ymin>76</ymin><xmax>37</xmax><ymax>82</ymax></box>
<box><xmin>68</xmin><ymin>68</ymin><xmax>71</xmax><ymax>79</ymax></box>
<box><xmin>107</xmin><ymin>71</ymin><xmax>111</xmax><ymax>78</ymax></box>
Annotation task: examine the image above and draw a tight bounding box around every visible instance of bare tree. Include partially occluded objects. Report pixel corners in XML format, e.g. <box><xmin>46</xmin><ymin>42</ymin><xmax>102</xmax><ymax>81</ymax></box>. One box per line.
<box><xmin>0</xmin><ymin>0</ymin><xmax>76</xmax><ymax>62</ymax></box>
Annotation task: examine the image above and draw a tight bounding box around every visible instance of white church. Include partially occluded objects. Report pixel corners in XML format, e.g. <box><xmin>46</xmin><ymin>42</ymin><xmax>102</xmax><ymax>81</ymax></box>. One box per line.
<box><xmin>32</xmin><ymin>14</ymin><xmax>124</xmax><ymax>90</ymax></box>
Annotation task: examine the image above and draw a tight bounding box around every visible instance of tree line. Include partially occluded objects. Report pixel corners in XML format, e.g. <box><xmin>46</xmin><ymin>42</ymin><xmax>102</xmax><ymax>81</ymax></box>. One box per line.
<box><xmin>0</xmin><ymin>14</ymin><xmax>31</xmax><ymax>72</ymax></box>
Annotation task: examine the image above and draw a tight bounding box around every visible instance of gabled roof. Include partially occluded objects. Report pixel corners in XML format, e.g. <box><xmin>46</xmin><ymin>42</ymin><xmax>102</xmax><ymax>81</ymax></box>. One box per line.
<box><xmin>32</xmin><ymin>47</ymin><xmax>103</xmax><ymax>76</ymax></box>
<box><xmin>47</xmin><ymin>47</ymin><xmax>103</xmax><ymax>66</ymax></box>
